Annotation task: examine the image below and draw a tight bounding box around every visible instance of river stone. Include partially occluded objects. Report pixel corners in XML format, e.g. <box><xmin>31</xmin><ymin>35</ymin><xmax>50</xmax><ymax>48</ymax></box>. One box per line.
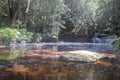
<box><xmin>59</xmin><ymin>50</ymin><xmax>104</xmax><ymax>62</ymax></box>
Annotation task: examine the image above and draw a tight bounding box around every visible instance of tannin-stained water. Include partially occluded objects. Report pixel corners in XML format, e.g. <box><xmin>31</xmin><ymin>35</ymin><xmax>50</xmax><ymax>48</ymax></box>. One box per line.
<box><xmin>0</xmin><ymin>59</ymin><xmax>120</xmax><ymax>80</ymax></box>
<box><xmin>0</xmin><ymin>42</ymin><xmax>119</xmax><ymax>80</ymax></box>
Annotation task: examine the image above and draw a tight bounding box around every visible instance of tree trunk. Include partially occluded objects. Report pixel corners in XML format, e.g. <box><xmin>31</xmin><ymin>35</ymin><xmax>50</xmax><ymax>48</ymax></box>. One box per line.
<box><xmin>25</xmin><ymin>0</ymin><xmax>31</xmax><ymax>14</ymax></box>
<box><xmin>8</xmin><ymin>0</ymin><xmax>22</xmax><ymax>27</ymax></box>
<box><xmin>8</xmin><ymin>0</ymin><xmax>13</xmax><ymax>22</ymax></box>
<box><xmin>24</xmin><ymin>0</ymin><xmax>31</xmax><ymax>21</ymax></box>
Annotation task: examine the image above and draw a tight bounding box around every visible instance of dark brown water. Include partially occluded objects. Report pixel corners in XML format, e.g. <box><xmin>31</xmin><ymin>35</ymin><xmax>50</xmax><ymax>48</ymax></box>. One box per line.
<box><xmin>0</xmin><ymin>56</ymin><xmax>120</xmax><ymax>80</ymax></box>
<box><xmin>0</xmin><ymin>43</ymin><xmax>120</xmax><ymax>80</ymax></box>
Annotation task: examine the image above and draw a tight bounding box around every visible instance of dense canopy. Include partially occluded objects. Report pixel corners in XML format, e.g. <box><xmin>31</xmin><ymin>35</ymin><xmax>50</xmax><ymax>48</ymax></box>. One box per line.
<box><xmin>0</xmin><ymin>0</ymin><xmax>120</xmax><ymax>43</ymax></box>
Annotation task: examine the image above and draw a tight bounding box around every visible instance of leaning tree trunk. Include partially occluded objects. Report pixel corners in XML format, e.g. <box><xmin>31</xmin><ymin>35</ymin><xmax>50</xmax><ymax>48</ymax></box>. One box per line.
<box><xmin>24</xmin><ymin>0</ymin><xmax>31</xmax><ymax>21</ymax></box>
<box><xmin>25</xmin><ymin>0</ymin><xmax>30</xmax><ymax>14</ymax></box>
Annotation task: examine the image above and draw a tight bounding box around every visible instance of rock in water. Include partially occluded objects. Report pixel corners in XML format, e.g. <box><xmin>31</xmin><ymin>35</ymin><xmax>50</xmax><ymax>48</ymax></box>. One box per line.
<box><xmin>59</xmin><ymin>50</ymin><xmax>104</xmax><ymax>62</ymax></box>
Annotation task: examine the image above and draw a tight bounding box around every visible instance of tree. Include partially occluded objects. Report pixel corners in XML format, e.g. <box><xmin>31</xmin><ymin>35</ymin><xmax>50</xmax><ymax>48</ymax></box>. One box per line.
<box><xmin>23</xmin><ymin>0</ymin><xmax>66</xmax><ymax>41</ymax></box>
<box><xmin>61</xmin><ymin>0</ymin><xmax>96</xmax><ymax>37</ymax></box>
<box><xmin>95</xmin><ymin>0</ymin><xmax>120</xmax><ymax>36</ymax></box>
<box><xmin>8</xmin><ymin>0</ymin><xmax>22</xmax><ymax>26</ymax></box>
<box><xmin>0</xmin><ymin>0</ymin><xmax>8</xmax><ymax>26</ymax></box>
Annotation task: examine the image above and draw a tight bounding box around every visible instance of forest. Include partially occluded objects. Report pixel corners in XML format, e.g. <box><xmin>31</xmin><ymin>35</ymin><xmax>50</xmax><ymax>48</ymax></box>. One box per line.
<box><xmin>0</xmin><ymin>0</ymin><xmax>120</xmax><ymax>44</ymax></box>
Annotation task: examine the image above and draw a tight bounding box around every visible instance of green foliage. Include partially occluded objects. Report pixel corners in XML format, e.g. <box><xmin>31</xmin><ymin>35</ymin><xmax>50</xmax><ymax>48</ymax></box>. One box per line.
<box><xmin>62</xmin><ymin>0</ymin><xmax>96</xmax><ymax>37</ymax></box>
<box><xmin>17</xmin><ymin>29</ymin><xmax>33</xmax><ymax>42</ymax></box>
<box><xmin>31</xmin><ymin>33</ymin><xmax>42</xmax><ymax>42</ymax></box>
<box><xmin>0</xmin><ymin>28</ymin><xmax>19</xmax><ymax>44</ymax></box>
<box><xmin>18</xmin><ymin>0</ymin><xmax>66</xmax><ymax>39</ymax></box>
<box><xmin>114</xmin><ymin>38</ymin><xmax>120</xmax><ymax>50</ymax></box>
<box><xmin>95</xmin><ymin>0</ymin><xmax>120</xmax><ymax>35</ymax></box>
<box><xmin>1</xmin><ymin>0</ymin><xmax>120</xmax><ymax>40</ymax></box>
<box><xmin>0</xmin><ymin>28</ymin><xmax>42</xmax><ymax>44</ymax></box>
<box><xmin>41</xmin><ymin>35</ymin><xmax>58</xmax><ymax>42</ymax></box>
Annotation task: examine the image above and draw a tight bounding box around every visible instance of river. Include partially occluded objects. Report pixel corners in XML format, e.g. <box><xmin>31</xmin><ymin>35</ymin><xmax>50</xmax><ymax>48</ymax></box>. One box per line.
<box><xmin>0</xmin><ymin>42</ymin><xmax>119</xmax><ymax>80</ymax></box>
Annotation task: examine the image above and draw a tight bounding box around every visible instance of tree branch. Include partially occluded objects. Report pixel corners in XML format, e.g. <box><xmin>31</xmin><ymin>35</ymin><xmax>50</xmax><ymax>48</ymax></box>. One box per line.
<box><xmin>25</xmin><ymin>0</ymin><xmax>31</xmax><ymax>13</ymax></box>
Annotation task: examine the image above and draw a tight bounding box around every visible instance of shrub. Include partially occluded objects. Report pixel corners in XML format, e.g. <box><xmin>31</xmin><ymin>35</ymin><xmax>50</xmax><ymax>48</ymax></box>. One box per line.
<box><xmin>114</xmin><ymin>38</ymin><xmax>120</xmax><ymax>50</ymax></box>
<box><xmin>17</xmin><ymin>29</ymin><xmax>33</xmax><ymax>42</ymax></box>
<box><xmin>0</xmin><ymin>28</ymin><xmax>18</xmax><ymax>45</ymax></box>
<box><xmin>0</xmin><ymin>28</ymin><xmax>42</xmax><ymax>45</ymax></box>
<box><xmin>31</xmin><ymin>33</ymin><xmax>42</xmax><ymax>42</ymax></box>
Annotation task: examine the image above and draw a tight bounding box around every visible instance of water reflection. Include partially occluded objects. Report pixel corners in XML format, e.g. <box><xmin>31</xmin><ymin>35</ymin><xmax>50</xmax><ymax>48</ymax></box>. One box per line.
<box><xmin>10</xmin><ymin>42</ymin><xmax>114</xmax><ymax>52</ymax></box>
<box><xmin>0</xmin><ymin>57</ymin><xmax>120</xmax><ymax>80</ymax></box>
<box><xmin>0</xmin><ymin>43</ymin><xmax>119</xmax><ymax>80</ymax></box>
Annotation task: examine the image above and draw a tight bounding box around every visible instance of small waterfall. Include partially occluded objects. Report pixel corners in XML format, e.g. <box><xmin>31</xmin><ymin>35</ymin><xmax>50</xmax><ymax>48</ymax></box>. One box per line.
<box><xmin>92</xmin><ymin>35</ymin><xmax>117</xmax><ymax>44</ymax></box>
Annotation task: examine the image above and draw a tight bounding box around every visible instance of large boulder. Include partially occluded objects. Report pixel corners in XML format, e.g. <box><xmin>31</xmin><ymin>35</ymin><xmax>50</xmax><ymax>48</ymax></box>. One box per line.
<box><xmin>60</xmin><ymin>50</ymin><xmax>104</xmax><ymax>62</ymax></box>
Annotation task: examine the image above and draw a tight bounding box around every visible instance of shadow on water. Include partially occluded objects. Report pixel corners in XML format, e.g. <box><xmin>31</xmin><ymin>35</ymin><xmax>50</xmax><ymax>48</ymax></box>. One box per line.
<box><xmin>0</xmin><ymin>42</ymin><xmax>120</xmax><ymax>80</ymax></box>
